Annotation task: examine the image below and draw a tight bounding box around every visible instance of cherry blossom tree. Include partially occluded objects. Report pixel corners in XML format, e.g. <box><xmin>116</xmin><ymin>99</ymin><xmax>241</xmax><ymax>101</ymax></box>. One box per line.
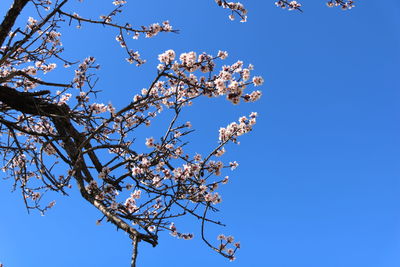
<box><xmin>0</xmin><ymin>1</ymin><xmax>353</xmax><ymax>266</ymax></box>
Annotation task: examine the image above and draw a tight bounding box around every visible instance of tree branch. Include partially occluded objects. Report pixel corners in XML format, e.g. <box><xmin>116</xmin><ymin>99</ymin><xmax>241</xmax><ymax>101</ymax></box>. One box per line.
<box><xmin>131</xmin><ymin>234</ymin><xmax>139</xmax><ymax>267</ymax></box>
<box><xmin>0</xmin><ymin>0</ymin><xmax>30</xmax><ymax>47</ymax></box>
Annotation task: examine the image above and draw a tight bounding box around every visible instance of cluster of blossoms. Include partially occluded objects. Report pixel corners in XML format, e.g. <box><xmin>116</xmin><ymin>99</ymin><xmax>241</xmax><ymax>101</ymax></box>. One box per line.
<box><xmin>158</xmin><ymin>49</ymin><xmax>176</xmax><ymax>64</ymax></box>
<box><xmin>178</xmin><ymin>51</ymin><xmax>201</xmax><ymax>71</ymax></box>
<box><xmin>326</xmin><ymin>0</ymin><xmax>355</xmax><ymax>9</ymax></box>
<box><xmin>126</xmin><ymin>50</ymin><xmax>145</xmax><ymax>66</ymax></box>
<box><xmin>112</xmin><ymin>0</ymin><xmax>127</xmax><ymax>5</ymax></box>
<box><xmin>115</xmin><ymin>34</ymin><xmax>126</xmax><ymax>47</ymax></box>
<box><xmin>217</xmin><ymin>234</ymin><xmax>241</xmax><ymax>261</ymax></box>
<box><xmin>229</xmin><ymin>161</ymin><xmax>239</xmax><ymax>170</ymax></box>
<box><xmin>20</xmin><ymin>116</ymin><xmax>56</xmax><ymax>136</ymax></box>
<box><xmin>42</xmin><ymin>31</ymin><xmax>62</xmax><ymax>46</ymax></box>
<box><xmin>73</xmin><ymin>56</ymin><xmax>97</xmax><ymax>88</ymax></box>
<box><xmin>219</xmin><ymin>112</ymin><xmax>258</xmax><ymax>143</ymax></box>
<box><xmin>56</xmin><ymin>92</ymin><xmax>72</xmax><ymax>105</ymax></box>
<box><xmin>275</xmin><ymin>0</ymin><xmax>355</xmax><ymax>11</ymax></box>
<box><xmin>145</xmin><ymin>137</ymin><xmax>155</xmax><ymax>147</ymax></box>
<box><xmin>27</xmin><ymin>17</ymin><xmax>38</xmax><ymax>30</ymax></box>
<box><xmin>154</xmin><ymin>49</ymin><xmax>264</xmax><ymax>107</ymax></box>
<box><xmin>99</xmin><ymin>14</ymin><xmax>112</xmax><ymax>23</ymax></box>
<box><xmin>275</xmin><ymin>1</ymin><xmax>302</xmax><ymax>11</ymax></box>
<box><xmin>124</xmin><ymin>190</ymin><xmax>141</xmax><ymax>214</ymax></box>
<box><xmin>215</xmin><ymin>147</ymin><xmax>226</xmax><ymax>157</ymax></box>
<box><xmin>215</xmin><ymin>0</ymin><xmax>248</xmax><ymax>22</ymax></box>
<box><xmin>145</xmin><ymin>21</ymin><xmax>173</xmax><ymax>38</ymax></box>
<box><xmin>215</xmin><ymin>61</ymin><xmax>263</xmax><ymax>104</ymax></box>
<box><xmin>34</xmin><ymin>61</ymin><xmax>57</xmax><ymax>74</ymax></box>
<box><xmin>204</xmin><ymin>191</ymin><xmax>222</xmax><ymax>204</ymax></box>
<box><xmin>169</xmin><ymin>223</ymin><xmax>194</xmax><ymax>240</ymax></box>
<box><xmin>90</xmin><ymin>103</ymin><xmax>109</xmax><ymax>114</ymax></box>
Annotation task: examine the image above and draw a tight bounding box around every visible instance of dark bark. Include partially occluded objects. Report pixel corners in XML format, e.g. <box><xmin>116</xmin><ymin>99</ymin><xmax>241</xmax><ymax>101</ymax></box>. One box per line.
<box><xmin>0</xmin><ymin>85</ymin><xmax>158</xmax><ymax>248</ymax></box>
<box><xmin>0</xmin><ymin>85</ymin><xmax>68</xmax><ymax>116</ymax></box>
<box><xmin>0</xmin><ymin>0</ymin><xmax>30</xmax><ymax>47</ymax></box>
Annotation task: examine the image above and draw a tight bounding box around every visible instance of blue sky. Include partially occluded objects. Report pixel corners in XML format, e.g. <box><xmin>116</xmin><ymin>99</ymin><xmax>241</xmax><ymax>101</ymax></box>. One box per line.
<box><xmin>0</xmin><ymin>1</ymin><xmax>399</xmax><ymax>266</ymax></box>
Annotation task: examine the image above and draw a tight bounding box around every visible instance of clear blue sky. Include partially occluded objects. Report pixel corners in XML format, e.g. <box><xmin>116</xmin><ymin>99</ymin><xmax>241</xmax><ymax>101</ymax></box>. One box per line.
<box><xmin>0</xmin><ymin>1</ymin><xmax>399</xmax><ymax>267</ymax></box>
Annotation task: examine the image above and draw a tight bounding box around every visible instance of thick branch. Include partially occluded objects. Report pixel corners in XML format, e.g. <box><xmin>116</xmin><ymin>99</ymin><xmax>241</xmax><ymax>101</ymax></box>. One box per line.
<box><xmin>0</xmin><ymin>0</ymin><xmax>30</xmax><ymax>47</ymax></box>
<box><xmin>0</xmin><ymin>85</ymin><xmax>67</xmax><ymax>116</ymax></box>
<box><xmin>0</xmin><ymin>84</ymin><xmax>157</xmax><ymax>247</ymax></box>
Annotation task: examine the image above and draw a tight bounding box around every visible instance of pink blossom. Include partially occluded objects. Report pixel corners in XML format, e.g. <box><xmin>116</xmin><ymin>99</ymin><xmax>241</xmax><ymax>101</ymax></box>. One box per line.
<box><xmin>145</xmin><ymin>137</ymin><xmax>155</xmax><ymax>147</ymax></box>
<box><xmin>158</xmin><ymin>49</ymin><xmax>176</xmax><ymax>64</ymax></box>
<box><xmin>229</xmin><ymin>161</ymin><xmax>239</xmax><ymax>170</ymax></box>
<box><xmin>252</xmin><ymin>76</ymin><xmax>264</xmax><ymax>86</ymax></box>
